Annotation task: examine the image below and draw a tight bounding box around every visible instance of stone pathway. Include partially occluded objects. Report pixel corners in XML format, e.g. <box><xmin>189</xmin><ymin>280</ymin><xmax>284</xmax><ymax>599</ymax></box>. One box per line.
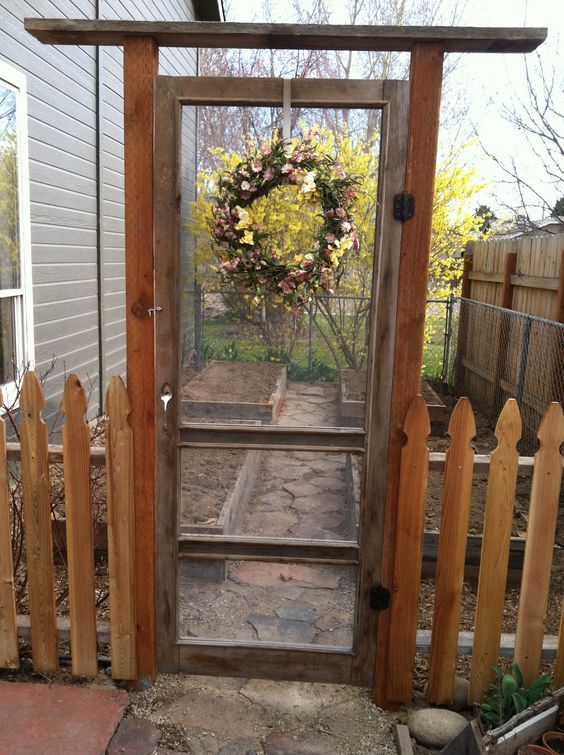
<box><xmin>179</xmin><ymin>380</ymin><xmax>360</xmax><ymax>647</ymax></box>
<box><xmin>126</xmin><ymin>674</ymin><xmax>399</xmax><ymax>755</ymax></box>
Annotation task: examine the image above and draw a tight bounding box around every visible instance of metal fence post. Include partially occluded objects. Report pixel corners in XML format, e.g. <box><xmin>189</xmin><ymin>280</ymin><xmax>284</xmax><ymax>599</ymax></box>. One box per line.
<box><xmin>442</xmin><ymin>294</ymin><xmax>455</xmax><ymax>382</ymax></box>
<box><xmin>194</xmin><ymin>283</ymin><xmax>203</xmax><ymax>371</ymax></box>
<box><xmin>308</xmin><ymin>304</ymin><xmax>314</xmax><ymax>378</ymax></box>
<box><xmin>516</xmin><ymin>315</ymin><xmax>532</xmax><ymax>407</ymax></box>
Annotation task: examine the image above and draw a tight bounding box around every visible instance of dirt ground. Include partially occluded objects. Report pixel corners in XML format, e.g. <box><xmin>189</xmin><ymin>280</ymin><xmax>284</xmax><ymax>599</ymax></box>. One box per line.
<box><xmin>183</xmin><ymin>361</ymin><xmax>282</xmax><ymax>403</ymax></box>
<box><xmin>181</xmin><ymin>448</ymin><xmax>247</xmax><ymax>525</ymax></box>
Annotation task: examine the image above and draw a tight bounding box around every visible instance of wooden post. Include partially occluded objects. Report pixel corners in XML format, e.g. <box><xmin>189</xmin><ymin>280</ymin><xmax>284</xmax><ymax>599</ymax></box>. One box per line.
<box><xmin>123</xmin><ymin>36</ymin><xmax>158</xmax><ymax>684</ymax></box>
<box><xmin>491</xmin><ymin>251</ymin><xmax>517</xmax><ymax>413</ymax></box>
<box><xmin>554</xmin><ymin>246</ymin><xmax>564</xmax><ymax>323</ymax></box>
<box><xmin>373</xmin><ymin>42</ymin><xmax>444</xmax><ymax>707</ymax></box>
<box><xmin>454</xmin><ymin>250</ymin><xmax>473</xmax><ymax>385</ymax></box>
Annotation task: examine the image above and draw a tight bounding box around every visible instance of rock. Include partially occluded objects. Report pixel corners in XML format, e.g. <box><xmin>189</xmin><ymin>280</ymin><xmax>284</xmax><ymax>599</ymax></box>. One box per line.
<box><xmin>107</xmin><ymin>718</ymin><xmax>161</xmax><ymax>755</ymax></box>
<box><xmin>217</xmin><ymin>737</ymin><xmax>260</xmax><ymax>755</ymax></box>
<box><xmin>247</xmin><ymin>613</ymin><xmax>317</xmax><ymax>644</ymax></box>
<box><xmin>264</xmin><ymin>730</ymin><xmax>333</xmax><ymax>754</ymax></box>
<box><xmin>229</xmin><ymin>562</ymin><xmax>340</xmax><ymax>589</ymax></box>
<box><xmin>275</xmin><ymin>602</ymin><xmax>320</xmax><ymax>622</ymax></box>
<box><xmin>407</xmin><ymin>708</ymin><xmax>468</xmax><ymax>748</ymax></box>
<box><xmin>423</xmin><ymin>675</ymin><xmax>470</xmax><ymax>711</ymax></box>
<box><xmin>283</xmin><ymin>482</ymin><xmax>321</xmax><ymax>498</ymax></box>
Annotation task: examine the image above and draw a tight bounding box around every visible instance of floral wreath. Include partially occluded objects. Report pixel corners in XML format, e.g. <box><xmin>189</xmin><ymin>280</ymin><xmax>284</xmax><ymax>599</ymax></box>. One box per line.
<box><xmin>210</xmin><ymin>133</ymin><xmax>361</xmax><ymax>307</ymax></box>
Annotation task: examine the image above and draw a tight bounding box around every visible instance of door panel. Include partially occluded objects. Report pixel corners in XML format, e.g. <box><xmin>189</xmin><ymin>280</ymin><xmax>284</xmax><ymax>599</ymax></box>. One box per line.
<box><xmin>154</xmin><ymin>76</ymin><xmax>409</xmax><ymax>685</ymax></box>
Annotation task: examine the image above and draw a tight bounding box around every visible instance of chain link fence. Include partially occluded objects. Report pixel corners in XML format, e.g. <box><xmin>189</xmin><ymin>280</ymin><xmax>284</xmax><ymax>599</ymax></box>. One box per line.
<box><xmin>447</xmin><ymin>297</ymin><xmax>564</xmax><ymax>450</ymax></box>
<box><xmin>190</xmin><ymin>287</ymin><xmax>454</xmax><ymax>383</ymax></box>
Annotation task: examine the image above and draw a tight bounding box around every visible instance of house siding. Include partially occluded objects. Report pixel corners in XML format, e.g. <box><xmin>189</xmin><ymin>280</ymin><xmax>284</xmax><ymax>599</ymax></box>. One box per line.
<box><xmin>0</xmin><ymin>0</ymin><xmax>199</xmax><ymax>425</ymax></box>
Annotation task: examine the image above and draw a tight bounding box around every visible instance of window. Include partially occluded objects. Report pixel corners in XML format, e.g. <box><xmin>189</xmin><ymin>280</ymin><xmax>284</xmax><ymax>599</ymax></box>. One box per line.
<box><xmin>0</xmin><ymin>61</ymin><xmax>33</xmax><ymax>405</ymax></box>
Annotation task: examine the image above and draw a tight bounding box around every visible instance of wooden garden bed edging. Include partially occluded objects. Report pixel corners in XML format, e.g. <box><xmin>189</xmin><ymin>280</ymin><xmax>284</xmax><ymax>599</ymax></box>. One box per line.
<box><xmin>0</xmin><ymin>373</ymin><xmax>137</xmax><ymax>681</ymax></box>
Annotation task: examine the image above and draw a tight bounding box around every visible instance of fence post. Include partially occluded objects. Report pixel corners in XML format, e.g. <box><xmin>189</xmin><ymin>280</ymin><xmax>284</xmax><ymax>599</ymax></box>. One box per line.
<box><xmin>308</xmin><ymin>303</ymin><xmax>314</xmax><ymax>378</ymax></box>
<box><xmin>516</xmin><ymin>315</ymin><xmax>532</xmax><ymax>408</ymax></box>
<box><xmin>454</xmin><ymin>252</ymin><xmax>473</xmax><ymax>385</ymax></box>
<box><xmin>442</xmin><ymin>294</ymin><xmax>454</xmax><ymax>382</ymax></box>
<box><xmin>194</xmin><ymin>283</ymin><xmax>203</xmax><ymax>371</ymax></box>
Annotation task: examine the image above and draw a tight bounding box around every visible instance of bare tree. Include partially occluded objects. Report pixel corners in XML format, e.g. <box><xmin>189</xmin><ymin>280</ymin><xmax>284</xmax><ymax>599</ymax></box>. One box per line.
<box><xmin>479</xmin><ymin>53</ymin><xmax>564</xmax><ymax>230</ymax></box>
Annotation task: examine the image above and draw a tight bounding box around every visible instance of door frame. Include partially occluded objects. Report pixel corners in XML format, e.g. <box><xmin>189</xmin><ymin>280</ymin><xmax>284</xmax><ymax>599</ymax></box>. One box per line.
<box><xmin>154</xmin><ymin>76</ymin><xmax>409</xmax><ymax>685</ymax></box>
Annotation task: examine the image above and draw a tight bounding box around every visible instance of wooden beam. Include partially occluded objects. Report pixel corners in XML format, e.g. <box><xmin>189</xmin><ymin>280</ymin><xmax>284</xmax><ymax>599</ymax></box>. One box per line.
<box><xmin>416</xmin><ymin>629</ymin><xmax>559</xmax><ymax>659</ymax></box>
<box><xmin>373</xmin><ymin>42</ymin><xmax>444</xmax><ymax>708</ymax></box>
<box><xmin>24</xmin><ymin>19</ymin><xmax>546</xmax><ymax>53</ymax></box>
<box><xmin>124</xmin><ymin>36</ymin><xmax>158</xmax><ymax>685</ymax></box>
<box><xmin>554</xmin><ymin>247</ymin><xmax>564</xmax><ymax>323</ymax></box>
<box><xmin>501</xmin><ymin>252</ymin><xmax>518</xmax><ymax>309</ymax></box>
<box><xmin>509</xmin><ymin>274</ymin><xmax>560</xmax><ymax>291</ymax></box>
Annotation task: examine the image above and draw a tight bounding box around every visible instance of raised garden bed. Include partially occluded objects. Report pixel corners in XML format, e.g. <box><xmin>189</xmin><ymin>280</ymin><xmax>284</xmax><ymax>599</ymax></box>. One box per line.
<box><xmin>338</xmin><ymin>369</ymin><xmax>448</xmax><ymax>433</ymax></box>
<box><xmin>182</xmin><ymin>360</ymin><xmax>287</xmax><ymax>423</ymax></box>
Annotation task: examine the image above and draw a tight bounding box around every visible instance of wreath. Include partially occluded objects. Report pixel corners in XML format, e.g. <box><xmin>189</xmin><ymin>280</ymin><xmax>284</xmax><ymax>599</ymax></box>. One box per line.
<box><xmin>210</xmin><ymin>133</ymin><xmax>361</xmax><ymax>307</ymax></box>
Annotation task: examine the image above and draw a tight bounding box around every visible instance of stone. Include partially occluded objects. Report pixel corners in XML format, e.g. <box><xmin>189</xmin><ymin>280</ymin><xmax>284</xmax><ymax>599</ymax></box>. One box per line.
<box><xmin>291</xmin><ymin>494</ymin><xmax>344</xmax><ymax>513</ymax></box>
<box><xmin>247</xmin><ymin>614</ymin><xmax>317</xmax><ymax>644</ymax></box>
<box><xmin>315</xmin><ymin>609</ymin><xmax>350</xmax><ymax>632</ymax></box>
<box><xmin>283</xmin><ymin>481</ymin><xmax>320</xmax><ymax>498</ymax></box>
<box><xmin>246</xmin><ymin>511</ymin><xmax>297</xmax><ymax>534</ymax></box>
<box><xmin>240</xmin><ymin>680</ymin><xmax>323</xmax><ymax>721</ymax></box>
<box><xmin>107</xmin><ymin>718</ymin><xmax>161</xmax><ymax>755</ymax></box>
<box><xmin>423</xmin><ymin>675</ymin><xmax>470</xmax><ymax>711</ymax></box>
<box><xmin>217</xmin><ymin>737</ymin><xmax>261</xmax><ymax>755</ymax></box>
<box><xmin>275</xmin><ymin>602</ymin><xmax>320</xmax><ymax>622</ymax></box>
<box><xmin>407</xmin><ymin>708</ymin><xmax>468</xmax><ymax>748</ymax></box>
<box><xmin>229</xmin><ymin>562</ymin><xmax>340</xmax><ymax>589</ymax></box>
<box><xmin>0</xmin><ymin>681</ymin><xmax>128</xmax><ymax>755</ymax></box>
<box><xmin>288</xmin><ymin>523</ymin><xmax>335</xmax><ymax>540</ymax></box>
<box><xmin>264</xmin><ymin>731</ymin><xmax>333</xmax><ymax>754</ymax></box>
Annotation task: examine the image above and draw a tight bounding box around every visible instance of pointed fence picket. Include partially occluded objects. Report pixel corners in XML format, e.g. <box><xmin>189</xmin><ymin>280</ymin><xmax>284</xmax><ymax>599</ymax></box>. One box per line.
<box><xmin>0</xmin><ymin>387</ymin><xmax>19</xmax><ymax>669</ymax></box>
<box><xmin>0</xmin><ymin>371</ymin><xmax>137</xmax><ymax>680</ymax></box>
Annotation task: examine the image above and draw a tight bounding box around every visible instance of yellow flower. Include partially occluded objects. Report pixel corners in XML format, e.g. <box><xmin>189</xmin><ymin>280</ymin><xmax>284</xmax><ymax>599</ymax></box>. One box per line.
<box><xmin>293</xmin><ymin>253</ymin><xmax>305</xmax><ymax>264</ymax></box>
<box><xmin>235</xmin><ymin>206</ymin><xmax>252</xmax><ymax>229</ymax></box>
<box><xmin>241</xmin><ymin>230</ymin><xmax>254</xmax><ymax>245</ymax></box>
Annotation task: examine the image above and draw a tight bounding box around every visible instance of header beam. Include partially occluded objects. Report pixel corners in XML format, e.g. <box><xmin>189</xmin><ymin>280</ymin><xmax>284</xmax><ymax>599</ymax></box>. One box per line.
<box><xmin>24</xmin><ymin>19</ymin><xmax>546</xmax><ymax>53</ymax></box>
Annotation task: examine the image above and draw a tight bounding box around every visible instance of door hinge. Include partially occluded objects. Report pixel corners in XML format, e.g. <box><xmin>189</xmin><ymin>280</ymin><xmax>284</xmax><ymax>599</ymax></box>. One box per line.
<box><xmin>369</xmin><ymin>584</ymin><xmax>391</xmax><ymax>611</ymax></box>
<box><xmin>393</xmin><ymin>192</ymin><xmax>415</xmax><ymax>221</ymax></box>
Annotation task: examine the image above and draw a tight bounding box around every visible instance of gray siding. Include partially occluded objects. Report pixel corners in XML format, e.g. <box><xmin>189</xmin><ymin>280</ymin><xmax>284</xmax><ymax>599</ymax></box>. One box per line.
<box><xmin>0</xmin><ymin>0</ymin><xmax>198</xmax><ymax>425</ymax></box>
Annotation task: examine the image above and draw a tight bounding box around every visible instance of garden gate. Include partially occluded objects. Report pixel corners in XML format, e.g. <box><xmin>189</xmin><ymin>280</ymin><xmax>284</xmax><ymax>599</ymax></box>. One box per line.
<box><xmin>154</xmin><ymin>76</ymin><xmax>409</xmax><ymax>685</ymax></box>
<box><xmin>25</xmin><ymin>19</ymin><xmax>545</xmax><ymax>704</ymax></box>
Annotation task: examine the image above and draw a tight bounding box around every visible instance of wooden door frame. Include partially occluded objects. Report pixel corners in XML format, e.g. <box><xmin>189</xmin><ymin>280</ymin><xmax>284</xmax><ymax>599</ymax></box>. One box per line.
<box><xmin>154</xmin><ymin>75</ymin><xmax>409</xmax><ymax>685</ymax></box>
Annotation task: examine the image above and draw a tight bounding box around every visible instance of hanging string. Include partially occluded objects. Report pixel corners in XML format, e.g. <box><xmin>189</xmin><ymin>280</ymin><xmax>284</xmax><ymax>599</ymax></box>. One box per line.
<box><xmin>282</xmin><ymin>78</ymin><xmax>291</xmax><ymax>141</ymax></box>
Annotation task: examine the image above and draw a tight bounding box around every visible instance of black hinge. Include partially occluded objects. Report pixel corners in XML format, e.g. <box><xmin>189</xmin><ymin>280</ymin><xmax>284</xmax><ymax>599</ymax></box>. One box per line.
<box><xmin>393</xmin><ymin>192</ymin><xmax>415</xmax><ymax>221</ymax></box>
<box><xmin>369</xmin><ymin>584</ymin><xmax>391</xmax><ymax>611</ymax></box>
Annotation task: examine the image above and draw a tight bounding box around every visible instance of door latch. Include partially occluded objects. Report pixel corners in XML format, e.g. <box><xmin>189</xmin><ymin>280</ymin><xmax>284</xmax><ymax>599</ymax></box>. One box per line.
<box><xmin>369</xmin><ymin>584</ymin><xmax>391</xmax><ymax>611</ymax></box>
<box><xmin>160</xmin><ymin>383</ymin><xmax>172</xmax><ymax>433</ymax></box>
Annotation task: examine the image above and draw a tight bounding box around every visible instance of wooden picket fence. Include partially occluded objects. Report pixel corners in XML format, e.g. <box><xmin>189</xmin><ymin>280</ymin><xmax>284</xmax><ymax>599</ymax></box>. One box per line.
<box><xmin>386</xmin><ymin>395</ymin><xmax>564</xmax><ymax>706</ymax></box>
<box><xmin>0</xmin><ymin>372</ymin><xmax>136</xmax><ymax>680</ymax></box>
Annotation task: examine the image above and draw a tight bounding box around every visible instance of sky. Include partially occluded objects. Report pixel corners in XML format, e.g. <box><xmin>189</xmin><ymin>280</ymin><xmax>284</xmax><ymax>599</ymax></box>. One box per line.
<box><xmin>222</xmin><ymin>0</ymin><xmax>563</xmax><ymax>220</ymax></box>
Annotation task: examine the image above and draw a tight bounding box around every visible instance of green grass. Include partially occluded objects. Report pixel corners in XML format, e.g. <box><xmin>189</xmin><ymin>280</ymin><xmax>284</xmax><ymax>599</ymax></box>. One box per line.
<box><xmin>201</xmin><ymin>309</ymin><xmax>448</xmax><ymax>382</ymax></box>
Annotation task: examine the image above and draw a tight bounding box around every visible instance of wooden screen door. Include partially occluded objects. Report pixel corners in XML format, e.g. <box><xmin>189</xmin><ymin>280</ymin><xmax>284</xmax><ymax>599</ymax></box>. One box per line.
<box><xmin>154</xmin><ymin>76</ymin><xmax>409</xmax><ymax>685</ymax></box>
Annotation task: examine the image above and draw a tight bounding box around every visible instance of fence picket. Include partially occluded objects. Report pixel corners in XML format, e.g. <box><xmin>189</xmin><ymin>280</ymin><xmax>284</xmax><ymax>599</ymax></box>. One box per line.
<box><xmin>555</xmin><ymin>600</ymin><xmax>564</xmax><ymax>690</ymax></box>
<box><xmin>0</xmin><ymin>387</ymin><xmax>19</xmax><ymax>669</ymax></box>
<box><xmin>105</xmin><ymin>376</ymin><xmax>137</xmax><ymax>680</ymax></box>
<box><xmin>20</xmin><ymin>372</ymin><xmax>58</xmax><ymax>673</ymax></box>
<box><xmin>469</xmin><ymin>399</ymin><xmax>521</xmax><ymax>704</ymax></box>
<box><xmin>514</xmin><ymin>402</ymin><xmax>564</xmax><ymax>685</ymax></box>
<box><xmin>428</xmin><ymin>397</ymin><xmax>475</xmax><ymax>704</ymax></box>
<box><xmin>387</xmin><ymin>396</ymin><xmax>430</xmax><ymax>702</ymax></box>
<box><xmin>62</xmin><ymin>374</ymin><xmax>97</xmax><ymax>677</ymax></box>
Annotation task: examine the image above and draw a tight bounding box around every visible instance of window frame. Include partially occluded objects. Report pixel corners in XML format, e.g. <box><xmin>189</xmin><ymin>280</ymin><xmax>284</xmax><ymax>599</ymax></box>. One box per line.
<box><xmin>0</xmin><ymin>60</ymin><xmax>34</xmax><ymax>408</ymax></box>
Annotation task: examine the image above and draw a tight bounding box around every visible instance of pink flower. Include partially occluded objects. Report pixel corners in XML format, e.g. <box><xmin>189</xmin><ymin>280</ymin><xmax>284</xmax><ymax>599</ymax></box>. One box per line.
<box><xmin>335</xmin><ymin>208</ymin><xmax>346</xmax><ymax>218</ymax></box>
<box><xmin>325</xmin><ymin>209</ymin><xmax>335</xmax><ymax>218</ymax></box>
<box><xmin>325</xmin><ymin>232</ymin><xmax>336</xmax><ymax>243</ymax></box>
<box><xmin>251</xmin><ymin>160</ymin><xmax>263</xmax><ymax>172</ymax></box>
<box><xmin>281</xmin><ymin>163</ymin><xmax>294</xmax><ymax>174</ymax></box>
<box><xmin>260</xmin><ymin>142</ymin><xmax>272</xmax><ymax>155</ymax></box>
<box><xmin>335</xmin><ymin>164</ymin><xmax>346</xmax><ymax>179</ymax></box>
<box><xmin>240</xmin><ymin>180</ymin><xmax>251</xmax><ymax>191</ymax></box>
<box><xmin>353</xmin><ymin>237</ymin><xmax>360</xmax><ymax>250</ymax></box>
<box><xmin>263</xmin><ymin>167</ymin><xmax>275</xmax><ymax>181</ymax></box>
<box><xmin>344</xmin><ymin>188</ymin><xmax>356</xmax><ymax>200</ymax></box>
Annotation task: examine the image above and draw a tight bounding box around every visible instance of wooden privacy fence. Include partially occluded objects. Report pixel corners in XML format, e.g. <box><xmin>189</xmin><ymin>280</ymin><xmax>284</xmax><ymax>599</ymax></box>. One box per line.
<box><xmin>386</xmin><ymin>395</ymin><xmax>564</xmax><ymax>706</ymax></box>
<box><xmin>0</xmin><ymin>372</ymin><xmax>136</xmax><ymax>680</ymax></box>
<box><xmin>455</xmin><ymin>234</ymin><xmax>564</xmax><ymax>441</ymax></box>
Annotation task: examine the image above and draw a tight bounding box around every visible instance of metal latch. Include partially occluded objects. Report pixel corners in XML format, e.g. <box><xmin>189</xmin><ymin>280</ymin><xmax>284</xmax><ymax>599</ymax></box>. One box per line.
<box><xmin>369</xmin><ymin>584</ymin><xmax>391</xmax><ymax>611</ymax></box>
<box><xmin>393</xmin><ymin>192</ymin><xmax>415</xmax><ymax>221</ymax></box>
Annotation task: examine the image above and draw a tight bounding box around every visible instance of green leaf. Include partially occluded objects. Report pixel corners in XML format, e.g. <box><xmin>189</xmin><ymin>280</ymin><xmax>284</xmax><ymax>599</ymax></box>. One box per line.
<box><xmin>502</xmin><ymin>673</ymin><xmax>518</xmax><ymax>700</ymax></box>
<box><xmin>512</xmin><ymin>692</ymin><xmax>527</xmax><ymax>714</ymax></box>
<box><xmin>512</xmin><ymin>663</ymin><xmax>524</xmax><ymax>688</ymax></box>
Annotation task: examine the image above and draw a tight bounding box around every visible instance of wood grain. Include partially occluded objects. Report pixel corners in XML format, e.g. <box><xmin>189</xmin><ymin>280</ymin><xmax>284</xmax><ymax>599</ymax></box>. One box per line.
<box><xmin>124</xmin><ymin>36</ymin><xmax>158</xmax><ymax>683</ymax></box>
<box><xmin>20</xmin><ymin>372</ymin><xmax>58</xmax><ymax>673</ymax></box>
<box><xmin>24</xmin><ymin>19</ymin><xmax>546</xmax><ymax>52</ymax></box>
<box><xmin>514</xmin><ymin>402</ymin><xmax>563</xmax><ymax>685</ymax></box>
<box><xmin>62</xmin><ymin>374</ymin><xmax>97</xmax><ymax>677</ymax></box>
<box><xmin>469</xmin><ymin>399</ymin><xmax>521</xmax><ymax>704</ymax></box>
<box><xmin>105</xmin><ymin>376</ymin><xmax>137</xmax><ymax>680</ymax></box>
<box><xmin>387</xmin><ymin>396</ymin><xmax>430</xmax><ymax>701</ymax></box>
<box><xmin>373</xmin><ymin>43</ymin><xmax>444</xmax><ymax>707</ymax></box>
<box><xmin>0</xmin><ymin>387</ymin><xmax>19</xmax><ymax>669</ymax></box>
<box><xmin>427</xmin><ymin>398</ymin><xmax>476</xmax><ymax>704</ymax></box>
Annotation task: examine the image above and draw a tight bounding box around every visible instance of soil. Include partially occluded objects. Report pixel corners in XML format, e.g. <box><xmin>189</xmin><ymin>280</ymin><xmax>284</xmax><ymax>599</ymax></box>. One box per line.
<box><xmin>341</xmin><ymin>370</ymin><xmax>445</xmax><ymax>411</ymax></box>
<box><xmin>183</xmin><ymin>360</ymin><xmax>283</xmax><ymax>403</ymax></box>
<box><xmin>180</xmin><ymin>448</ymin><xmax>247</xmax><ymax>526</ymax></box>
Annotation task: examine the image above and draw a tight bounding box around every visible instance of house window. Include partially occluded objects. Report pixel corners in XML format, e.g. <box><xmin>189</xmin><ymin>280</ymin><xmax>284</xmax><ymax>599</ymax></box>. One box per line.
<box><xmin>0</xmin><ymin>61</ymin><xmax>33</xmax><ymax>405</ymax></box>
